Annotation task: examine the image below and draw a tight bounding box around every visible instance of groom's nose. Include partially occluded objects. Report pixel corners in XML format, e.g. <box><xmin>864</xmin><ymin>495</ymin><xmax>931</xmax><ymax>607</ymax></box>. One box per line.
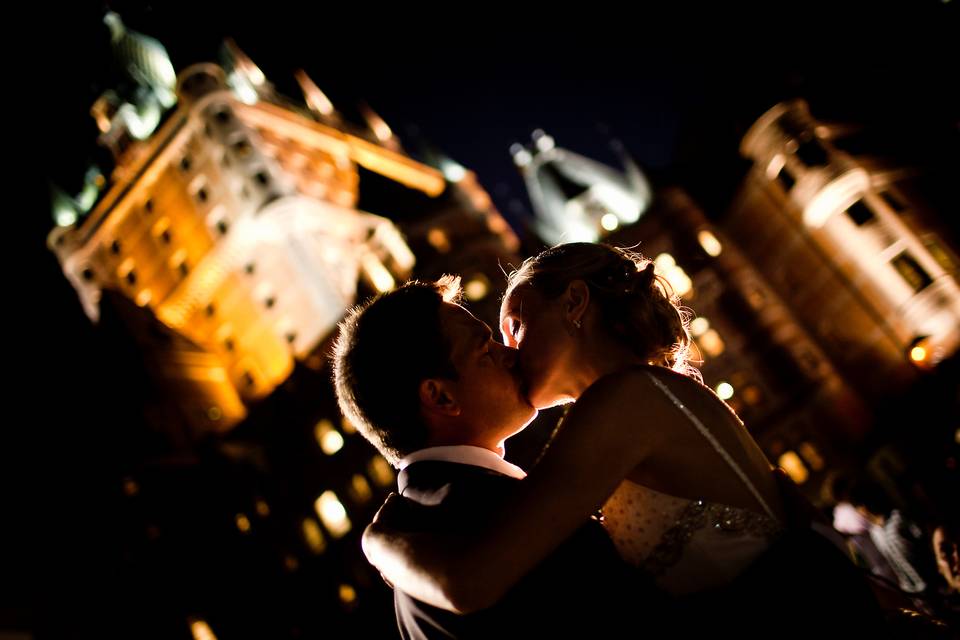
<box><xmin>497</xmin><ymin>343</ymin><xmax>519</xmax><ymax>370</ymax></box>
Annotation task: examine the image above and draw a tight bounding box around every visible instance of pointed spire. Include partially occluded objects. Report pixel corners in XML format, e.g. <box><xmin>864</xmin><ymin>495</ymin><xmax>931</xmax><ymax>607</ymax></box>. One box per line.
<box><xmin>49</xmin><ymin>165</ymin><xmax>107</xmax><ymax>227</ymax></box>
<box><xmin>50</xmin><ymin>183</ymin><xmax>79</xmax><ymax>227</ymax></box>
<box><xmin>531</xmin><ymin>129</ymin><xmax>555</xmax><ymax>153</ymax></box>
<box><xmin>76</xmin><ymin>166</ymin><xmax>106</xmax><ymax>212</ymax></box>
<box><xmin>221</xmin><ymin>39</ymin><xmax>273</xmax><ymax>104</ymax></box>
<box><xmin>293</xmin><ymin>69</ymin><xmax>344</xmax><ymax>128</ymax></box>
<box><xmin>103</xmin><ymin>11</ymin><xmax>177</xmax><ymax>108</ymax></box>
<box><xmin>90</xmin><ymin>91</ymin><xmax>121</xmax><ymax>134</ymax></box>
<box><xmin>358</xmin><ymin>102</ymin><xmax>401</xmax><ymax>151</ymax></box>
<box><xmin>514</xmin><ymin>131</ymin><xmax>653</xmax><ymax>245</ymax></box>
<box><xmin>510</xmin><ymin>143</ymin><xmax>533</xmax><ymax>168</ymax></box>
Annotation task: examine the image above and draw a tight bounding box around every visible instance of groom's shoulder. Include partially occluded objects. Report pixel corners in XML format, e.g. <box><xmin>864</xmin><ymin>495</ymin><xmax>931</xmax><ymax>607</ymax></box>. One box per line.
<box><xmin>401</xmin><ymin>460</ymin><xmax>519</xmax><ymax>496</ymax></box>
<box><xmin>393</xmin><ymin>461</ymin><xmax>519</xmax><ymax>526</ymax></box>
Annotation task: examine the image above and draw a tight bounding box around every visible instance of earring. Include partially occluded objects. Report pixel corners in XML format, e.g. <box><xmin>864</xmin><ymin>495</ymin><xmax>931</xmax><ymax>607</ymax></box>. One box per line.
<box><xmin>574</xmin><ymin>319</ymin><xmax>582</xmax><ymax>329</ymax></box>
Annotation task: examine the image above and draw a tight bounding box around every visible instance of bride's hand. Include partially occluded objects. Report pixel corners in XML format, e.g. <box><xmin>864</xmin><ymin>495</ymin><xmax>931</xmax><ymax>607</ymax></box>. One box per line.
<box><xmin>369</xmin><ymin>492</ymin><xmax>410</xmax><ymax>528</ymax></box>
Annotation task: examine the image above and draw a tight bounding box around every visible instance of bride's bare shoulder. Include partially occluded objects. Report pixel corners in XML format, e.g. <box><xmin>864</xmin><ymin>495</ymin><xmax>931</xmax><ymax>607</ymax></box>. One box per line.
<box><xmin>572</xmin><ymin>365</ymin><xmax>689</xmax><ymax>427</ymax></box>
<box><xmin>585</xmin><ymin>364</ymin><xmax>699</xmax><ymax>398</ymax></box>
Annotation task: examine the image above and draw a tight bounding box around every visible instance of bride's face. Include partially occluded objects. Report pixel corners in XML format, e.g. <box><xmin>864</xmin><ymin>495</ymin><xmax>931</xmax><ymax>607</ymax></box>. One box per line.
<box><xmin>499</xmin><ymin>286</ymin><xmax>577</xmax><ymax>409</ymax></box>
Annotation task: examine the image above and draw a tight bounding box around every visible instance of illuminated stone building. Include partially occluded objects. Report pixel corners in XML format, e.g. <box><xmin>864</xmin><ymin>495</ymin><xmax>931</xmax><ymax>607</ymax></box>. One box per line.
<box><xmin>43</xmin><ymin>13</ymin><xmax>521</xmax><ymax>637</ymax></box>
<box><xmin>731</xmin><ymin>100</ymin><xmax>960</xmax><ymax>397</ymax></box>
<box><xmin>514</xmin><ymin>123</ymin><xmax>957</xmax><ymax>500</ymax></box>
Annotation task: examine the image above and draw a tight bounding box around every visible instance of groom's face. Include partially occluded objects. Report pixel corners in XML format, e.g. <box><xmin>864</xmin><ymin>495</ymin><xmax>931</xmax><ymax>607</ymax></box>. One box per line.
<box><xmin>437</xmin><ymin>302</ymin><xmax>537</xmax><ymax>444</ymax></box>
<box><xmin>499</xmin><ymin>286</ymin><xmax>574</xmax><ymax>409</ymax></box>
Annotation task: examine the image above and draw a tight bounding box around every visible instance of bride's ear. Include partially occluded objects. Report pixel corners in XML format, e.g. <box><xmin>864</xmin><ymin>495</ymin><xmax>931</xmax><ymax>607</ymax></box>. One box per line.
<box><xmin>564</xmin><ymin>279</ymin><xmax>590</xmax><ymax>327</ymax></box>
<box><xmin>419</xmin><ymin>378</ymin><xmax>461</xmax><ymax>417</ymax></box>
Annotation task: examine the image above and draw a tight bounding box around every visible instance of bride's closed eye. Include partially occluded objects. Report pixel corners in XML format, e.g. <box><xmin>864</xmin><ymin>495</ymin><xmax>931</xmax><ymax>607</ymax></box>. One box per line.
<box><xmin>507</xmin><ymin>319</ymin><xmax>524</xmax><ymax>348</ymax></box>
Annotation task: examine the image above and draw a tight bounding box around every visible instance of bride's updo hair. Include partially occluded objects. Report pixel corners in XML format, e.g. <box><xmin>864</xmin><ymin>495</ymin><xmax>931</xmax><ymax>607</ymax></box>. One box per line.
<box><xmin>505</xmin><ymin>243</ymin><xmax>699</xmax><ymax>379</ymax></box>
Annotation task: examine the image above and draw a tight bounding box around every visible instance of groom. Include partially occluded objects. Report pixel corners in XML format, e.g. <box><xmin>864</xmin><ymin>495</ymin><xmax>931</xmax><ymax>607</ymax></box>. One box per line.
<box><xmin>331</xmin><ymin>276</ymin><xmax>669</xmax><ymax>638</ymax></box>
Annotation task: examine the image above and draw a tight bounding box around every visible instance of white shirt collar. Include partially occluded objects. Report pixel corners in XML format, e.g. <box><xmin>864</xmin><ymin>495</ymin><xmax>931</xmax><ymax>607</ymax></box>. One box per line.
<box><xmin>398</xmin><ymin>445</ymin><xmax>527</xmax><ymax>480</ymax></box>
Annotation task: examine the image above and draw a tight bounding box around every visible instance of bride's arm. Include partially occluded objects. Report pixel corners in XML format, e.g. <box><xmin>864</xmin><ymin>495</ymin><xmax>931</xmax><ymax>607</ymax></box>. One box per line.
<box><xmin>362</xmin><ymin>494</ymin><xmax>470</xmax><ymax>611</ymax></box>
<box><xmin>363</xmin><ymin>369</ymin><xmax>668</xmax><ymax>612</ymax></box>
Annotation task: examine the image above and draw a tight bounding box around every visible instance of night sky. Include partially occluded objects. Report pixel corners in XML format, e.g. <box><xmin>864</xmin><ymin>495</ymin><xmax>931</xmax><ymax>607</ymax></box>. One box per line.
<box><xmin>26</xmin><ymin>0</ymin><xmax>959</xmax><ymax>398</ymax></box>
<box><xmin>34</xmin><ymin>1</ymin><xmax>959</xmax><ymax>224</ymax></box>
<box><xmin>10</xmin><ymin>1</ymin><xmax>958</xmax><ymax>630</ymax></box>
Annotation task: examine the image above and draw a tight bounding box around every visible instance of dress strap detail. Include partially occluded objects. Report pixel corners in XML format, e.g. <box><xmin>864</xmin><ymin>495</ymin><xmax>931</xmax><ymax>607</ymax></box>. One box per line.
<box><xmin>644</xmin><ymin>372</ymin><xmax>777</xmax><ymax>521</ymax></box>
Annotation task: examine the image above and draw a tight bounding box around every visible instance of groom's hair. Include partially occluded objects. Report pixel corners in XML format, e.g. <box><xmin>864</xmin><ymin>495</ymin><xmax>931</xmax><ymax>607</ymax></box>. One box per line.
<box><xmin>331</xmin><ymin>276</ymin><xmax>463</xmax><ymax>467</ymax></box>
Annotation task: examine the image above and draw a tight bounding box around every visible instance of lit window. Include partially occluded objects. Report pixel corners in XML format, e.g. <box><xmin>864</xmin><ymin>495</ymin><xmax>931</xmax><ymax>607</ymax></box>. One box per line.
<box><xmin>361</xmin><ymin>253</ymin><xmax>395</xmax><ymax>293</ymax></box>
<box><xmin>697</xmin><ymin>230</ymin><xmax>722</xmax><ymax>257</ymax></box>
<box><xmin>600</xmin><ymin>213</ymin><xmax>619</xmax><ymax>231</ymax></box>
<box><xmin>698</xmin><ymin>329</ymin><xmax>725</xmax><ymax>357</ymax></box>
<box><xmin>122</xmin><ymin>477</ymin><xmax>139</xmax><ymax>497</ymax></box>
<box><xmin>367</xmin><ymin>456</ymin><xmax>395</xmax><ymax>488</ymax></box>
<box><xmin>350</xmin><ymin>474</ymin><xmax>373</xmax><ymax>504</ymax></box>
<box><xmin>654</xmin><ymin>253</ymin><xmax>675</xmax><ymax>272</ymax></box>
<box><xmin>778</xmin><ymin>451</ymin><xmax>809</xmax><ymax>484</ymax></box>
<box><xmin>235</xmin><ymin>514</ymin><xmax>251</xmax><ymax>533</ymax></box>
<box><xmin>923</xmin><ymin>235</ymin><xmax>957</xmax><ymax>273</ymax></box>
<box><xmin>339</xmin><ymin>583</ymin><xmax>357</xmax><ymax>607</ymax></box>
<box><xmin>798</xmin><ymin>442</ymin><xmax>824</xmax><ymax>471</ymax></box>
<box><xmin>742</xmin><ymin>385</ymin><xmax>762</xmax><ymax>406</ymax></box>
<box><xmin>315</xmin><ymin>491</ymin><xmax>351</xmax><ymax>538</ymax></box>
<box><xmin>464</xmin><ymin>275</ymin><xmax>490</xmax><ymax>302</ymax></box>
<box><xmin>427</xmin><ymin>228</ymin><xmax>451</xmax><ymax>254</ymax></box>
<box><xmin>315</xmin><ymin>419</ymin><xmax>344</xmax><ymax>455</ymax></box>
<box><xmin>746</xmin><ymin>287</ymin><xmax>766</xmax><ymax>310</ymax></box>
<box><xmin>908</xmin><ymin>336</ymin><xmax>941</xmax><ymax>368</ymax></box>
<box><xmin>302</xmin><ymin>518</ymin><xmax>326</xmax><ymax>554</ymax></box>
<box><xmin>152</xmin><ymin>217</ymin><xmax>171</xmax><ymax>240</ymax></box>
<box><xmin>653</xmin><ymin>254</ymin><xmax>692</xmax><ymax>297</ymax></box>
<box><xmin>891</xmin><ymin>251</ymin><xmax>933</xmax><ymax>293</ymax></box>
<box><xmin>189</xmin><ymin>618</ymin><xmax>218</xmax><ymax>640</ymax></box>
<box><xmin>689</xmin><ymin>317</ymin><xmax>710</xmax><ymax>337</ymax></box>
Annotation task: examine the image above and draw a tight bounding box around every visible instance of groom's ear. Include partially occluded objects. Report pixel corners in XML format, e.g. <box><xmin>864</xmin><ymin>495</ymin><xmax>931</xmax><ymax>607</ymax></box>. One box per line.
<box><xmin>564</xmin><ymin>279</ymin><xmax>590</xmax><ymax>324</ymax></box>
<box><xmin>418</xmin><ymin>379</ymin><xmax>462</xmax><ymax>417</ymax></box>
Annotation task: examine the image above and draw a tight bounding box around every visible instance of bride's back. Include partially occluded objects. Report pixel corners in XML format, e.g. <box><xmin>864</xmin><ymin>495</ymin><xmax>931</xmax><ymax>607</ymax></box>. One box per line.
<box><xmin>598</xmin><ymin>365</ymin><xmax>788</xmax><ymax>594</ymax></box>
<box><xmin>620</xmin><ymin>365</ymin><xmax>786</xmax><ymax>523</ymax></box>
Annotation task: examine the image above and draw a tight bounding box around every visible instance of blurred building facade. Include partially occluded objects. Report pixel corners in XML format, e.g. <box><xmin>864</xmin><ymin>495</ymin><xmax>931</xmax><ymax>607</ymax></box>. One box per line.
<box><xmin>44</xmin><ymin>13</ymin><xmax>522</xmax><ymax>639</ymax></box>
<box><xmin>732</xmin><ymin>99</ymin><xmax>959</xmax><ymax>397</ymax></box>
<box><xmin>514</xmin><ymin>119</ymin><xmax>959</xmax><ymax>510</ymax></box>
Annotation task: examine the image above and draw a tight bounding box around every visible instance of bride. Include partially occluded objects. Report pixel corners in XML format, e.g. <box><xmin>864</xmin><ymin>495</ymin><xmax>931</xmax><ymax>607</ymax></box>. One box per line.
<box><xmin>365</xmin><ymin>243</ymin><xmax>886</xmax><ymax>633</ymax></box>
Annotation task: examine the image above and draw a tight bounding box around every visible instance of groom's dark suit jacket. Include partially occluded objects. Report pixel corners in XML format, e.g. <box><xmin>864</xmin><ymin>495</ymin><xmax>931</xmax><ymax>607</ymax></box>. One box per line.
<box><xmin>386</xmin><ymin>459</ymin><xmax>669</xmax><ymax>639</ymax></box>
